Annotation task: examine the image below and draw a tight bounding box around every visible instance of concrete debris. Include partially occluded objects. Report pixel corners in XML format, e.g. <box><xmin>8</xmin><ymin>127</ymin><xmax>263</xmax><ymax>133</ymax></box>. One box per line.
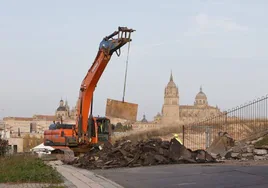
<box><xmin>207</xmin><ymin>132</ymin><xmax>268</xmax><ymax>161</ymax></box>
<box><xmin>247</xmin><ymin>145</ymin><xmax>255</xmax><ymax>153</ymax></box>
<box><xmin>206</xmin><ymin>132</ymin><xmax>235</xmax><ymax>158</ymax></box>
<box><xmin>254</xmin><ymin>155</ymin><xmax>266</xmax><ymax>160</ymax></box>
<box><xmin>253</xmin><ymin>149</ymin><xmax>267</xmax><ymax>155</ymax></box>
<box><xmin>68</xmin><ymin>138</ymin><xmax>217</xmax><ymax>169</ymax></box>
<box><xmin>231</xmin><ymin>153</ymin><xmax>241</xmax><ymax>159</ymax></box>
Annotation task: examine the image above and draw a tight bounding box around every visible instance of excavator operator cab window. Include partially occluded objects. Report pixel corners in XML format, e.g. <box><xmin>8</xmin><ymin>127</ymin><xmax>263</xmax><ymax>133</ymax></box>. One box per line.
<box><xmin>97</xmin><ymin>120</ymin><xmax>109</xmax><ymax>134</ymax></box>
<box><xmin>97</xmin><ymin>119</ymin><xmax>110</xmax><ymax>142</ymax></box>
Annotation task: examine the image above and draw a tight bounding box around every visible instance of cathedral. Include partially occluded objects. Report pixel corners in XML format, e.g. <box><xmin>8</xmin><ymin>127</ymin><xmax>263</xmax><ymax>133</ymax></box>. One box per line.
<box><xmin>55</xmin><ymin>99</ymin><xmax>77</xmax><ymax>120</ymax></box>
<box><xmin>156</xmin><ymin>72</ymin><xmax>222</xmax><ymax>125</ymax></box>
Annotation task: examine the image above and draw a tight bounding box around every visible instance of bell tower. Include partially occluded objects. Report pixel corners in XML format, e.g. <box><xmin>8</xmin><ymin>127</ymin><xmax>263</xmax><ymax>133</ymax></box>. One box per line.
<box><xmin>161</xmin><ymin>71</ymin><xmax>180</xmax><ymax>124</ymax></box>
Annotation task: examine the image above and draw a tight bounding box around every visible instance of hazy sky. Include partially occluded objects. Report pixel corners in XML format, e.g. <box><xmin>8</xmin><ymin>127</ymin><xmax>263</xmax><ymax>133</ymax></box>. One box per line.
<box><xmin>1</xmin><ymin>0</ymin><xmax>268</xmax><ymax>121</ymax></box>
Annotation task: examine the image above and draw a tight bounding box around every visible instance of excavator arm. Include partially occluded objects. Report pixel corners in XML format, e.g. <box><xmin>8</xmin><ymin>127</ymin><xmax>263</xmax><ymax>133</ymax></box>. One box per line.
<box><xmin>76</xmin><ymin>27</ymin><xmax>135</xmax><ymax>143</ymax></box>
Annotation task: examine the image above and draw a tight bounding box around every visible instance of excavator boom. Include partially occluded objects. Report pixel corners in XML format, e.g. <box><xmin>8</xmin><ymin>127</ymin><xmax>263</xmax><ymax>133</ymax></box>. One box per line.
<box><xmin>76</xmin><ymin>27</ymin><xmax>135</xmax><ymax>143</ymax></box>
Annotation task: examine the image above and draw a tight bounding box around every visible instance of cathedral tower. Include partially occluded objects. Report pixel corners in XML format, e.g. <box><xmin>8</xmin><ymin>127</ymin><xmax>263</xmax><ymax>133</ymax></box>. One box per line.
<box><xmin>161</xmin><ymin>72</ymin><xmax>180</xmax><ymax>124</ymax></box>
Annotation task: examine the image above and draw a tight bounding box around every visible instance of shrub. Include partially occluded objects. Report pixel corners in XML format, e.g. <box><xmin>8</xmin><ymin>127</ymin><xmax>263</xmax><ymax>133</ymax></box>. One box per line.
<box><xmin>0</xmin><ymin>138</ymin><xmax>8</xmax><ymax>156</ymax></box>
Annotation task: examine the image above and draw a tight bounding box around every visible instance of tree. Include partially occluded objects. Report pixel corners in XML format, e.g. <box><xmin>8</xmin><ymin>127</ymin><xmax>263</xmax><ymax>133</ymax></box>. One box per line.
<box><xmin>23</xmin><ymin>134</ymin><xmax>43</xmax><ymax>152</ymax></box>
<box><xmin>0</xmin><ymin>138</ymin><xmax>8</xmax><ymax>156</ymax></box>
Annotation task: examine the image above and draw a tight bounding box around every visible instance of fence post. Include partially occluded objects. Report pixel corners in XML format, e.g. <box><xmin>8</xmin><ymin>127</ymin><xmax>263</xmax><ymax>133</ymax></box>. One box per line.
<box><xmin>182</xmin><ymin>125</ymin><xmax>185</xmax><ymax>145</ymax></box>
<box><xmin>205</xmin><ymin>126</ymin><xmax>211</xmax><ymax>149</ymax></box>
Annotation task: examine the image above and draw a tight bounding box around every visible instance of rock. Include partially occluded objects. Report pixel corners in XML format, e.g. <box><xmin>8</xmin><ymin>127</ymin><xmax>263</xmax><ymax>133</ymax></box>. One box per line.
<box><xmin>231</xmin><ymin>152</ymin><xmax>241</xmax><ymax>159</ymax></box>
<box><xmin>205</xmin><ymin>151</ymin><xmax>217</xmax><ymax>162</ymax></box>
<box><xmin>210</xmin><ymin>153</ymin><xmax>221</xmax><ymax>159</ymax></box>
<box><xmin>232</xmin><ymin>145</ymin><xmax>243</xmax><ymax>153</ymax></box>
<box><xmin>193</xmin><ymin>150</ymin><xmax>206</xmax><ymax>162</ymax></box>
<box><xmin>142</xmin><ymin>145</ymin><xmax>158</xmax><ymax>152</ymax></box>
<box><xmin>224</xmin><ymin>151</ymin><xmax>232</xmax><ymax>159</ymax></box>
<box><xmin>251</xmin><ymin>140</ymin><xmax>258</xmax><ymax>144</ymax></box>
<box><xmin>255</xmin><ymin>145</ymin><xmax>268</xmax><ymax>149</ymax></box>
<box><xmin>246</xmin><ymin>145</ymin><xmax>255</xmax><ymax>153</ymax></box>
<box><xmin>143</xmin><ymin>153</ymin><xmax>156</xmax><ymax>166</ymax></box>
<box><xmin>254</xmin><ymin>155</ymin><xmax>266</xmax><ymax>160</ymax></box>
<box><xmin>242</xmin><ymin>153</ymin><xmax>254</xmax><ymax>157</ymax></box>
<box><xmin>253</xmin><ymin>149</ymin><xmax>267</xmax><ymax>155</ymax></box>
<box><xmin>256</xmin><ymin>137</ymin><xmax>264</xmax><ymax>142</ymax></box>
<box><xmin>241</xmin><ymin>146</ymin><xmax>248</xmax><ymax>153</ymax></box>
<box><xmin>246</xmin><ymin>141</ymin><xmax>251</xmax><ymax>145</ymax></box>
<box><xmin>154</xmin><ymin>154</ymin><xmax>168</xmax><ymax>163</ymax></box>
<box><xmin>206</xmin><ymin>132</ymin><xmax>235</xmax><ymax>157</ymax></box>
<box><xmin>161</xmin><ymin>141</ymin><xmax>170</xmax><ymax>149</ymax></box>
<box><xmin>159</xmin><ymin>148</ymin><xmax>164</xmax><ymax>155</ymax></box>
<box><xmin>241</xmin><ymin>153</ymin><xmax>254</xmax><ymax>160</ymax></box>
<box><xmin>169</xmin><ymin>138</ymin><xmax>192</xmax><ymax>162</ymax></box>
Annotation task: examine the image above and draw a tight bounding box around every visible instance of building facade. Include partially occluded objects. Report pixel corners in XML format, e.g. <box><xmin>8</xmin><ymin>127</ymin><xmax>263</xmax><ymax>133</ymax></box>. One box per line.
<box><xmin>55</xmin><ymin>99</ymin><xmax>77</xmax><ymax>120</ymax></box>
<box><xmin>156</xmin><ymin>72</ymin><xmax>222</xmax><ymax>125</ymax></box>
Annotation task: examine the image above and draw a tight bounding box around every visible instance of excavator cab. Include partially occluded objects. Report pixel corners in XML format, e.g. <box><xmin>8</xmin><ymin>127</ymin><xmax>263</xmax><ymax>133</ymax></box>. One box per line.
<box><xmin>96</xmin><ymin>117</ymin><xmax>110</xmax><ymax>142</ymax></box>
<box><xmin>87</xmin><ymin>116</ymin><xmax>114</xmax><ymax>145</ymax></box>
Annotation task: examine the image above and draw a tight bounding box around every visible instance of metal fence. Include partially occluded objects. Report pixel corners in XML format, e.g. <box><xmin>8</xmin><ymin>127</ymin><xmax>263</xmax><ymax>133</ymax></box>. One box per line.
<box><xmin>182</xmin><ymin>95</ymin><xmax>268</xmax><ymax>151</ymax></box>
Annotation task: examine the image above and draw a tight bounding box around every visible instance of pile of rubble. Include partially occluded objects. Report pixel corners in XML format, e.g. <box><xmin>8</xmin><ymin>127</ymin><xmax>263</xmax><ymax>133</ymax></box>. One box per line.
<box><xmin>207</xmin><ymin>132</ymin><xmax>268</xmax><ymax>161</ymax></box>
<box><xmin>69</xmin><ymin>138</ymin><xmax>216</xmax><ymax>169</ymax></box>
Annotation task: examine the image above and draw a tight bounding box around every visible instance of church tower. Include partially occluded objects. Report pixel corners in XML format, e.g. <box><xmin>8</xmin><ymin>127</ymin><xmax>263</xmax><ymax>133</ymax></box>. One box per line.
<box><xmin>161</xmin><ymin>72</ymin><xmax>180</xmax><ymax>124</ymax></box>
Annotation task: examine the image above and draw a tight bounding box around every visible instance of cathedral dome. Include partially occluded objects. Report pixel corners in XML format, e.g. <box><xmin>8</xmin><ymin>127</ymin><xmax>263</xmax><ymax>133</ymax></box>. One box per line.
<box><xmin>195</xmin><ymin>86</ymin><xmax>207</xmax><ymax>100</ymax></box>
<box><xmin>56</xmin><ymin>98</ymin><xmax>67</xmax><ymax>111</ymax></box>
<box><xmin>57</xmin><ymin>106</ymin><xmax>67</xmax><ymax>111</ymax></box>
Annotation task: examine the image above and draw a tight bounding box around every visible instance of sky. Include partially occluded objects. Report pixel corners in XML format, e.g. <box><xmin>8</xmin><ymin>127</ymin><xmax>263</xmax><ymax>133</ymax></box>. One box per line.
<box><xmin>1</xmin><ymin>0</ymin><xmax>268</xmax><ymax>121</ymax></box>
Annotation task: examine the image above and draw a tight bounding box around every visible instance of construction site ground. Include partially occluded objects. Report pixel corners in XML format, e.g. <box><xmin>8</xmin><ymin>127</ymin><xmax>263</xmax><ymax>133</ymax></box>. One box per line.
<box><xmin>1</xmin><ymin>160</ymin><xmax>268</xmax><ymax>188</ymax></box>
<box><xmin>92</xmin><ymin>160</ymin><xmax>268</xmax><ymax>188</ymax></box>
<box><xmin>0</xmin><ymin>161</ymin><xmax>123</xmax><ymax>188</ymax></box>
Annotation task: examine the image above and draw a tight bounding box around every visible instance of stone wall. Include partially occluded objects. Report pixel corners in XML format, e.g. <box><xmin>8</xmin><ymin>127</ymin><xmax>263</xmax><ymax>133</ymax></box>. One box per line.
<box><xmin>224</xmin><ymin>135</ymin><xmax>268</xmax><ymax>161</ymax></box>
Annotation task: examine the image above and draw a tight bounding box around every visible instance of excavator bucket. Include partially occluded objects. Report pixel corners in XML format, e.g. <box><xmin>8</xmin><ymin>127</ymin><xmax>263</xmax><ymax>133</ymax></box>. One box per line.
<box><xmin>105</xmin><ymin>98</ymin><xmax>138</xmax><ymax>121</ymax></box>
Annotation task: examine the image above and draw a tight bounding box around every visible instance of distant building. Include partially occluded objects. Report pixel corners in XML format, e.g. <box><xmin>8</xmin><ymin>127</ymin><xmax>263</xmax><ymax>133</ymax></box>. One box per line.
<box><xmin>141</xmin><ymin>114</ymin><xmax>148</xmax><ymax>123</ymax></box>
<box><xmin>3</xmin><ymin>98</ymin><xmax>77</xmax><ymax>137</ymax></box>
<box><xmin>55</xmin><ymin>99</ymin><xmax>77</xmax><ymax>120</ymax></box>
<box><xmin>161</xmin><ymin>72</ymin><xmax>180</xmax><ymax>124</ymax></box>
<box><xmin>156</xmin><ymin>72</ymin><xmax>222</xmax><ymax>125</ymax></box>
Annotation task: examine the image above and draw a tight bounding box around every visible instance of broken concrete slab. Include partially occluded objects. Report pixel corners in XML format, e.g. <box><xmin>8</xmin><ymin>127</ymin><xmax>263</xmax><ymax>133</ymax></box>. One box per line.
<box><xmin>68</xmin><ymin>137</ymin><xmax>216</xmax><ymax>170</ymax></box>
<box><xmin>254</xmin><ymin>149</ymin><xmax>268</xmax><ymax>155</ymax></box>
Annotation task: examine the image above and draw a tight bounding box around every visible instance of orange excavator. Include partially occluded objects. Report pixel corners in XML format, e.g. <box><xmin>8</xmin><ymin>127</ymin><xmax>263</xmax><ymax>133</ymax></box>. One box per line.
<box><xmin>43</xmin><ymin>27</ymin><xmax>135</xmax><ymax>155</ymax></box>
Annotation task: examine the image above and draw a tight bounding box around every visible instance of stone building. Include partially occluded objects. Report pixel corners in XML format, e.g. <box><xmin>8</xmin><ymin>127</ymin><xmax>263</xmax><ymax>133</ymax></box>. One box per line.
<box><xmin>2</xmin><ymin>98</ymin><xmax>76</xmax><ymax>137</ymax></box>
<box><xmin>132</xmin><ymin>114</ymin><xmax>158</xmax><ymax>130</ymax></box>
<box><xmin>161</xmin><ymin>72</ymin><xmax>180</xmax><ymax>124</ymax></box>
<box><xmin>55</xmin><ymin>99</ymin><xmax>77</xmax><ymax>120</ymax></box>
<box><xmin>156</xmin><ymin>72</ymin><xmax>222</xmax><ymax>125</ymax></box>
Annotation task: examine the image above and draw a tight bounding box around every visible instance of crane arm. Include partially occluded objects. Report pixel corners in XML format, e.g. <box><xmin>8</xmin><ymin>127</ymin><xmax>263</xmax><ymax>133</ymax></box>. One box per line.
<box><xmin>75</xmin><ymin>27</ymin><xmax>135</xmax><ymax>141</ymax></box>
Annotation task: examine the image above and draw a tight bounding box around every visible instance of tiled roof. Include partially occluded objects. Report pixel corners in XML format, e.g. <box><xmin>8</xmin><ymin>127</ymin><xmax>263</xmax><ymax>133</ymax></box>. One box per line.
<box><xmin>33</xmin><ymin>115</ymin><xmax>57</xmax><ymax>121</ymax></box>
<box><xmin>3</xmin><ymin>117</ymin><xmax>33</xmax><ymax>121</ymax></box>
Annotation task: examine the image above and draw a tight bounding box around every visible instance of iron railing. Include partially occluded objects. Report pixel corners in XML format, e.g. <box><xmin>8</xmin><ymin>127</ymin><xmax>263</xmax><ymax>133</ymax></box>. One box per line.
<box><xmin>182</xmin><ymin>95</ymin><xmax>268</xmax><ymax>151</ymax></box>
